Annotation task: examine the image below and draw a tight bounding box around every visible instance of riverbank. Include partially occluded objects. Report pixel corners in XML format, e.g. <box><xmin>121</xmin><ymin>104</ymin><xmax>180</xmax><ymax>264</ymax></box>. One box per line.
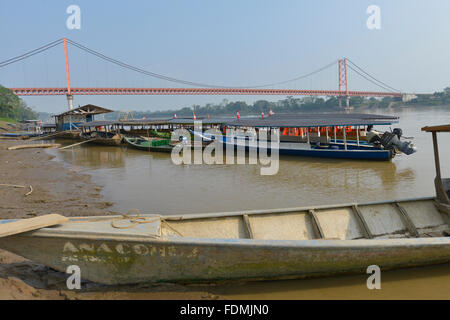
<box><xmin>0</xmin><ymin>139</ymin><xmax>221</xmax><ymax>300</ymax></box>
<box><xmin>0</xmin><ymin>140</ymin><xmax>114</xmax><ymax>219</ymax></box>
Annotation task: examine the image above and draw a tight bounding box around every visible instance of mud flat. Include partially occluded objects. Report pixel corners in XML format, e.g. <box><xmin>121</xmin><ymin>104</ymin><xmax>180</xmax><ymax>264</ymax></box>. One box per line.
<box><xmin>0</xmin><ymin>140</ymin><xmax>221</xmax><ymax>300</ymax></box>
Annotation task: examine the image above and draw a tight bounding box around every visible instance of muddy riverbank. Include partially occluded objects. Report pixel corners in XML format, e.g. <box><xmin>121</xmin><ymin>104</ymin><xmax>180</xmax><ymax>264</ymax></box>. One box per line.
<box><xmin>0</xmin><ymin>140</ymin><xmax>221</xmax><ymax>299</ymax></box>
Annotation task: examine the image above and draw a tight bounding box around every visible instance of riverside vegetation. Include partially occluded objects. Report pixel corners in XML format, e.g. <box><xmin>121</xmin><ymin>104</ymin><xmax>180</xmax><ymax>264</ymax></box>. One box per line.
<box><xmin>106</xmin><ymin>87</ymin><xmax>450</xmax><ymax>119</ymax></box>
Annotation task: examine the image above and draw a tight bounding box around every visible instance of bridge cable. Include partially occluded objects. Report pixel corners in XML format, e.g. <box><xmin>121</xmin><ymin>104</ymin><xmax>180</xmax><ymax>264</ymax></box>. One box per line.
<box><xmin>347</xmin><ymin>64</ymin><xmax>398</xmax><ymax>93</ymax></box>
<box><xmin>0</xmin><ymin>39</ymin><xmax>63</xmax><ymax>68</ymax></box>
<box><xmin>346</xmin><ymin>59</ymin><xmax>401</xmax><ymax>93</ymax></box>
<box><xmin>66</xmin><ymin>38</ymin><xmax>338</xmax><ymax>89</ymax></box>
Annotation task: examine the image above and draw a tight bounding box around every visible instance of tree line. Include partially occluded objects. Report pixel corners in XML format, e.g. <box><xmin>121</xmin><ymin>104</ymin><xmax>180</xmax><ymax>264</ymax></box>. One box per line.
<box><xmin>0</xmin><ymin>86</ymin><xmax>38</xmax><ymax>121</ymax></box>
<box><xmin>128</xmin><ymin>87</ymin><xmax>450</xmax><ymax>118</ymax></box>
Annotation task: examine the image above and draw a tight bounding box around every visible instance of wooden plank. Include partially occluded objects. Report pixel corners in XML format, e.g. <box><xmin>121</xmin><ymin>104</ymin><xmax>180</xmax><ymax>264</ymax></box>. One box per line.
<box><xmin>394</xmin><ymin>202</ymin><xmax>420</xmax><ymax>238</ymax></box>
<box><xmin>242</xmin><ymin>214</ymin><xmax>254</xmax><ymax>239</ymax></box>
<box><xmin>352</xmin><ymin>205</ymin><xmax>374</xmax><ymax>239</ymax></box>
<box><xmin>421</xmin><ymin>125</ymin><xmax>450</xmax><ymax>133</ymax></box>
<box><xmin>59</xmin><ymin>138</ymin><xmax>95</xmax><ymax>150</ymax></box>
<box><xmin>8</xmin><ymin>143</ymin><xmax>61</xmax><ymax>150</ymax></box>
<box><xmin>0</xmin><ymin>214</ymin><xmax>68</xmax><ymax>238</ymax></box>
<box><xmin>308</xmin><ymin>210</ymin><xmax>324</xmax><ymax>239</ymax></box>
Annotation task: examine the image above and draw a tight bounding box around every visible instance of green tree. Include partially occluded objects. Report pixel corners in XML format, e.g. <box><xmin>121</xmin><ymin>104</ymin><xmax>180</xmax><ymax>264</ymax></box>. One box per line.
<box><xmin>0</xmin><ymin>85</ymin><xmax>37</xmax><ymax>120</ymax></box>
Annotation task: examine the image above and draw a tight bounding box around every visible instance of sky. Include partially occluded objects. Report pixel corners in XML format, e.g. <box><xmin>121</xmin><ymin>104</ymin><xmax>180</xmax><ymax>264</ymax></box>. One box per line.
<box><xmin>1</xmin><ymin>0</ymin><xmax>450</xmax><ymax>114</ymax></box>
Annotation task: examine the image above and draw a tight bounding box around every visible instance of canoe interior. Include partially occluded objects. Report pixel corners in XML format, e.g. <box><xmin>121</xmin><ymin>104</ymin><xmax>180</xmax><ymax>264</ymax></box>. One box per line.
<box><xmin>17</xmin><ymin>198</ymin><xmax>449</xmax><ymax>241</ymax></box>
<box><xmin>124</xmin><ymin>136</ymin><xmax>171</xmax><ymax>148</ymax></box>
<box><xmin>160</xmin><ymin>199</ymin><xmax>449</xmax><ymax>241</ymax></box>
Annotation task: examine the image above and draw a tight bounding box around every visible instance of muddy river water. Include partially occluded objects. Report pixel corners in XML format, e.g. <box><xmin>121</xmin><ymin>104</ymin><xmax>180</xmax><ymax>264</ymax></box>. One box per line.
<box><xmin>48</xmin><ymin>107</ymin><xmax>450</xmax><ymax>299</ymax></box>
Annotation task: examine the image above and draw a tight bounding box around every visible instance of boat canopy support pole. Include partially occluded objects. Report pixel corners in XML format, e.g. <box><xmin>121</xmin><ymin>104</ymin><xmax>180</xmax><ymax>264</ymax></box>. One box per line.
<box><xmin>431</xmin><ymin>132</ymin><xmax>450</xmax><ymax>204</ymax></box>
<box><xmin>343</xmin><ymin>127</ymin><xmax>347</xmax><ymax>150</ymax></box>
<box><xmin>356</xmin><ymin>126</ymin><xmax>360</xmax><ymax>146</ymax></box>
<box><xmin>432</xmin><ymin>132</ymin><xmax>442</xmax><ymax>180</ymax></box>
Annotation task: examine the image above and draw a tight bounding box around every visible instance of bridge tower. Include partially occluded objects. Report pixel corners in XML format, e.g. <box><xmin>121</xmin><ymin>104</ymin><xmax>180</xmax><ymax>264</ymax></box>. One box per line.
<box><xmin>63</xmin><ymin>38</ymin><xmax>74</xmax><ymax>130</ymax></box>
<box><xmin>338</xmin><ymin>58</ymin><xmax>349</xmax><ymax>109</ymax></box>
<box><xmin>63</xmin><ymin>38</ymin><xmax>73</xmax><ymax>111</ymax></box>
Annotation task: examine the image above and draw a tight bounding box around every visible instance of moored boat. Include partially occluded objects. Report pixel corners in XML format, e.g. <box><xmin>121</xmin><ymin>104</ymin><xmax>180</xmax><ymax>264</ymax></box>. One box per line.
<box><xmin>124</xmin><ymin>136</ymin><xmax>173</xmax><ymax>153</ymax></box>
<box><xmin>0</xmin><ymin>196</ymin><xmax>448</xmax><ymax>285</ymax></box>
<box><xmin>80</xmin><ymin>131</ymin><xmax>123</xmax><ymax>146</ymax></box>
<box><xmin>193</xmin><ymin>113</ymin><xmax>417</xmax><ymax>161</ymax></box>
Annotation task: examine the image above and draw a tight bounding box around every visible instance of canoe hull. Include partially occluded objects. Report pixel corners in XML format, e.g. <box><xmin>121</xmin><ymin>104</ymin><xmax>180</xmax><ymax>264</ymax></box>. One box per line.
<box><xmin>0</xmin><ymin>234</ymin><xmax>448</xmax><ymax>285</ymax></box>
<box><xmin>1</xmin><ymin>196</ymin><xmax>448</xmax><ymax>285</ymax></box>
<box><xmin>126</xmin><ymin>143</ymin><xmax>173</xmax><ymax>153</ymax></box>
<box><xmin>124</xmin><ymin>137</ymin><xmax>173</xmax><ymax>153</ymax></box>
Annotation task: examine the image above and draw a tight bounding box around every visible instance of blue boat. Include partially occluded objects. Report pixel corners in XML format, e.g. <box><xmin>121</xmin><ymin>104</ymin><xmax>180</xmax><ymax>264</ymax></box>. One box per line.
<box><xmin>0</xmin><ymin>132</ymin><xmax>41</xmax><ymax>138</ymax></box>
<box><xmin>191</xmin><ymin>113</ymin><xmax>417</xmax><ymax>161</ymax></box>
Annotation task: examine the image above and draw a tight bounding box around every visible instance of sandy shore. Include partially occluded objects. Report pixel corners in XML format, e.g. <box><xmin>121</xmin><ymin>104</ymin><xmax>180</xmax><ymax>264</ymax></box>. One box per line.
<box><xmin>0</xmin><ymin>139</ymin><xmax>222</xmax><ymax>300</ymax></box>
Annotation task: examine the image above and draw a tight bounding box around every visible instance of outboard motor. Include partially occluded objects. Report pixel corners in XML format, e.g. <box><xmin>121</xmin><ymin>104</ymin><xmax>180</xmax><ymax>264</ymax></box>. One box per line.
<box><xmin>368</xmin><ymin>128</ymin><xmax>417</xmax><ymax>155</ymax></box>
<box><xmin>392</xmin><ymin>128</ymin><xmax>403</xmax><ymax>139</ymax></box>
<box><xmin>379</xmin><ymin>131</ymin><xmax>417</xmax><ymax>155</ymax></box>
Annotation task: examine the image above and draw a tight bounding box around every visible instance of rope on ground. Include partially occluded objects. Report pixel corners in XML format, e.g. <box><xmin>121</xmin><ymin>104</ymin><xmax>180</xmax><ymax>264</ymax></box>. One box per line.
<box><xmin>25</xmin><ymin>185</ymin><xmax>33</xmax><ymax>196</ymax></box>
<box><xmin>0</xmin><ymin>184</ymin><xmax>34</xmax><ymax>196</ymax></box>
<box><xmin>111</xmin><ymin>208</ymin><xmax>183</xmax><ymax>237</ymax></box>
<box><xmin>0</xmin><ymin>184</ymin><xmax>25</xmax><ymax>188</ymax></box>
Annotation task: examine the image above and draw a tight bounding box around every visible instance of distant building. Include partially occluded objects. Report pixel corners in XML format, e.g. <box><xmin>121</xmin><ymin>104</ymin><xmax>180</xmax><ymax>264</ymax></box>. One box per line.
<box><xmin>53</xmin><ymin>104</ymin><xmax>113</xmax><ymax>131</ymax></box>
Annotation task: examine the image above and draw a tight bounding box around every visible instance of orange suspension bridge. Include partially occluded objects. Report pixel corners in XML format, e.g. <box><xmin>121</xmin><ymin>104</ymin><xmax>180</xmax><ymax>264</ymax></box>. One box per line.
<box><xmin>1</xmin><ymin>38</ymin><xmax>412</xmax><ymax>110</ymax></box>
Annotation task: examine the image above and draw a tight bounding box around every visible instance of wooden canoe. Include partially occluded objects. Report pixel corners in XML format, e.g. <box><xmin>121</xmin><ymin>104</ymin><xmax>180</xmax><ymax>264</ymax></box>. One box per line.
<box><xmin>0</xmin><ymin>197</ymin><xmax>448</xmax><ymax>285</ymax></box>
<box><xmin>124</xmin><ymin>136</ymin><xmax>173</xmax><ymax>153</ymax></box>
<box><xmin>80</xmin><ymin>132</ymin><xmax>123</xmax><ymax>146</ymax></box>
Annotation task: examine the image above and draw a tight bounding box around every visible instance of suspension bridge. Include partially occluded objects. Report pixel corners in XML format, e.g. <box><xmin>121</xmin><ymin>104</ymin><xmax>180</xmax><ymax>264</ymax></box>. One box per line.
<box><xmin>1</xmin><ymin>38</ymin><xmax>414</xmax><ymax>110</ymax></box>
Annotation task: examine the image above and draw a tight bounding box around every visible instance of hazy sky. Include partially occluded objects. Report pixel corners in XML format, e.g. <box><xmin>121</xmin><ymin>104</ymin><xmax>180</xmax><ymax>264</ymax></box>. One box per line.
<box><xmin>1</xmin><ymin>0</ymin><xmax>449</xmax><ymax>114</ymax></box>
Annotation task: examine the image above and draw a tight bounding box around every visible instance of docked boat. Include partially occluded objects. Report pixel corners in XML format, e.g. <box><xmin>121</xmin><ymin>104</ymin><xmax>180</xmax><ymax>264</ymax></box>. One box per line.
<box><xmin>78</xmin><ymin>121</ymin><xmax>123</xmax><ymax>146</ymax></box>
<box><xmin>0</xmin><ymin>197</ymin><xmax>448</xmax><ymax>285</ymax></box>
<box><xmin>79</xmin><ymin>131</ymin><xmax>123</xmax><ymax>146</ymax></box>
<box><xmin>193</xmin><ymin>113</ymin><xmax>417</xmax><ymax>161</ymax></box>
<box><xmin>0</xmin><ymin>124</ymin><xmax>447</xmax><ymax>285</ymax></box>
<box><xmin>0</xmin><ymin>132</ymin><xmax>42</xmax><ymax>138</ymax></box>
<box><xmin>124</xmin><ymin>136</ymin><xmax>173</xmax><ymax>153</ymax></box>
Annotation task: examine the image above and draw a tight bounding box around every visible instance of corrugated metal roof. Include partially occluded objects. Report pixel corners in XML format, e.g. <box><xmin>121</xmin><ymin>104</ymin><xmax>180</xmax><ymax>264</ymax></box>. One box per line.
<box><xmin>78</xmin><ymin>120</ymin><xmax>117</xmax><ymax>127</ymax></box>
<box><xmin>54</xmin><ymin>104</ymin><xmax>113</xmax><ymax>117</ymax></box>
<box><xmin>76</xmin><ymin>113</ymin><xmax>399</xmax><ymax>128</ymax></box>
<box><xmin>225</xmin><ymin>113</ymin><xmax>399</xmax><ymax>127</ymax></box>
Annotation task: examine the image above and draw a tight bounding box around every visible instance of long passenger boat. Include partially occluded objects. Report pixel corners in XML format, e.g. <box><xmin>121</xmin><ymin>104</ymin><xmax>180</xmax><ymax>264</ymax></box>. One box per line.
<box><xmin>193</xmin><ymin>113</ymin><xmax>417</xmax><ymax>161</ymax></box>
<box><xmin>0</xmin><ymin>124</ymin><xmax>447</xmax><ymax>285</ymax></box>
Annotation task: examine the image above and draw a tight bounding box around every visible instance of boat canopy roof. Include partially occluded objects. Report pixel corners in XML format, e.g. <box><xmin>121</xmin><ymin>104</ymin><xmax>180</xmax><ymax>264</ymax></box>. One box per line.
<box><xmin>225</xmin><ymin>113</ymin><xmax>399</xmax><ymax>128</ymax></box>
<box><xmin>54</xmin><ymin>104</ymin><xmax>113</xmax><ymax>117</ymax></box>
<box><xmin>78</xmin><ymin>118</ymin><xmax>235</xmax><ymax>127</ymax></box>
<box><xmin>78</xmin><ymin>120</ymin><xmax>117</xmax><ymax>128</ymax></box>
<box><xmin>76</xmin><ymin>113</ymin><xmax>399</xmax><ymax>128</ymax></box>
<box><xmin>421</xmin><ymin>124</ymin><xmax>450</xmax><ymax>133</ymax></box>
